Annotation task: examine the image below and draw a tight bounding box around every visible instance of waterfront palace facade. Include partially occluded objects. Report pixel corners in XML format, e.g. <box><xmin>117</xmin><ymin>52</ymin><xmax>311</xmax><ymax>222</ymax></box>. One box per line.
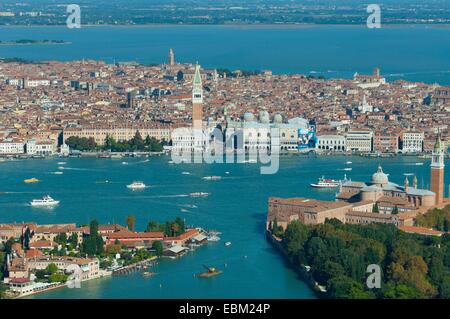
<box><xmin>267</xmin><ymin>135</ymin><xmax>448</xmax><ymax>230</ymax></box>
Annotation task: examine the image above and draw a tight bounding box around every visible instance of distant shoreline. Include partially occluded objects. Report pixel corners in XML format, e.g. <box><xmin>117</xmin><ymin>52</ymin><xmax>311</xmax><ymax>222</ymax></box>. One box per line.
<box><xmin>1</xmin><ymin>23</ymin><xmax>450</xmax><ymax>29</ymax></box>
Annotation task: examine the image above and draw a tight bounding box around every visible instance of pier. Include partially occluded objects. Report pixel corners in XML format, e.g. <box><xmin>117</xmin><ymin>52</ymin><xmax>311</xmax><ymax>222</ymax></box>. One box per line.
<box><xmin>112</xmin><ymin>257</ymin><xmax>158</xmax><ymax>275</ymax></box>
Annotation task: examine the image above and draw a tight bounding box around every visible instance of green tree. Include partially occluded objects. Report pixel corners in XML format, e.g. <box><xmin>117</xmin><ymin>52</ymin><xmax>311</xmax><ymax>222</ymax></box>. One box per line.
<box><xmin>284</xmin><ymin>220</ymin><xmax>309</xmax><ymax>260</ymax></box>
<box><xmin>131</xmin><ymin>131</ymin><xmax>144</xmax><ymax>151</ymax></box>
<box><xmin>146</xmin><ymin>220</ymin><xmax>159</xmax><ymax>232</ymax></box>
<box><xmin>82</xmin><ymin>219</ymin><xmax>104</xmax><ymax>256</ymax></box>
<box><xmin>126</xmin><ymin>215</ymin><xmax>136</xmax><ymax>231</ymax></box>
<box><xmin>392</xmin><ymin>206</ymin><xmax>399</xmax><ymax>215</ymax></box>
<box><xmin>55</xmin><ymin>232</ymin><xmax>68</xmax><ymax>245</ymax></box>
<box><xmin>373</xmin><ymin>202</ymin><xmax>379</xmax><ymax>213</ymax></box>
<box><xmin>152</xmin><ymin>240</ymin><xmax>164</xmax><ymax>257</ymax></box>
<box><xmin>46</xmin><ymin>263</ymin><xmax>58</xmax><ymax>275</ymax></box>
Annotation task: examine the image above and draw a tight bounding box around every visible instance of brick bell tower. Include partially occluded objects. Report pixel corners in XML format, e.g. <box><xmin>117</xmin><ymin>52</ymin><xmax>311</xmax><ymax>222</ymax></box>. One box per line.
<box><xmin>192</xmin><ymin>63</ymin><xmax>203</xmax><ymax>130</ymax></box>
<box><xmin>430</xmin><ymin>133</ymin><xmax>445</xmax><ymax>205</ymax></box>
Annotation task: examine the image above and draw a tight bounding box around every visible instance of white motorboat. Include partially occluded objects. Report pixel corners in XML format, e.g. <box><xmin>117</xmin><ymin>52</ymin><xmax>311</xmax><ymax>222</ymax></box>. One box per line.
<box><xmin>189</xmin><ymin>192</ymin><xmax>210</xmax><ymax>197</ymax></box>
<box><xmin>202</xmin><ymin>176</ymin><xmax>222</xmax><ymax>181</ymax></box>
<box><xmin>127</xmin><ymin>181</ymin><xmax>146</xmax><ymax>189</ymax></box>
<box><xmin>310</xmin><ymin>176</ymin><xmax>341</xmax><ymax>188</ymax></box>
<box><xmin>30</xmin><ymin>195</ymin><xmax>60</xmax><ymax>207</ymax></box>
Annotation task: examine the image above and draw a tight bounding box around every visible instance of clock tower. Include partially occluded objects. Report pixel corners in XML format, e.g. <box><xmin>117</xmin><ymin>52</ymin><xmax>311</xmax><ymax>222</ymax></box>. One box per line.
<box><xmin>430</xmin><ymin>133</ymin><xmax>445</xmax><ymax>205</ymax></box>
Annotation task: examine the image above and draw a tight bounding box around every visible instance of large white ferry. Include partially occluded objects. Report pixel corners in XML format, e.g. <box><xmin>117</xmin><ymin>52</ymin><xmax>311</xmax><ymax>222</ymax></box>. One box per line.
<box><xmin>30</xmin><ymin>195</ymin><xmax>60</xmax><ymax>207</ymax></box>
<box><xmin>127</xmin><ymin>181</ymin><xmax>146</xmax><ymax>189</ymax></box>
<box><xmin>310</xmin><ymin>177</ymin><xmax>341</xmax><ymax>188</ymax></box>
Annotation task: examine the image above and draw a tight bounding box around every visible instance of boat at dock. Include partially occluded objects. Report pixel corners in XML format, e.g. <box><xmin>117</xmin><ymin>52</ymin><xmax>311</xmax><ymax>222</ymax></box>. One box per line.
<box><xmin>310</xmin><ymin>176</ymin><xmax>341</xmax><ymax>188</ymax></box>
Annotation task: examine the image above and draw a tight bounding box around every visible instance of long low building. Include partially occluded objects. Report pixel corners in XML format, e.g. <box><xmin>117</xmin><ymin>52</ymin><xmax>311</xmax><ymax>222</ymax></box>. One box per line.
<box><xmin>267</xmin><ymin>197</ymin><xmax>416</xmax><ymax>230</ymax></box>
<box><xmin>64</xmin><ymin>126</ymin><xmax>172</xmax><ymax>146</ymax></box>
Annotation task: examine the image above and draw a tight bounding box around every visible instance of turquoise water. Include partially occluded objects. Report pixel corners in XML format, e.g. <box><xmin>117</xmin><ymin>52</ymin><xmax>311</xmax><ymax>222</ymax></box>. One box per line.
<box><xmin>0</xmin><ymin>155</ymin><xmax>448</xmax><ymax>298</ymax></box>
<box><xmin>1</xmin><ymin>25</ymin><xmax>450</xmax><ymax>84</ymax></box>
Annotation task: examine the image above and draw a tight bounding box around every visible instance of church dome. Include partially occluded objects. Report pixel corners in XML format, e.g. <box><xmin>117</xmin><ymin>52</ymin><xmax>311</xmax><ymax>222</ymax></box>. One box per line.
<box><xmin>273</xmin><ymin>114</ymin><xmax>283</xmax><ymax>124</ymax></box>
<box><xmin>372</xmin><ymin>166</ymin><xmax>389</xmax><ymax>185</ymax></box>
<box><xmin>243</xmin><ymin>112</ymin><xmax>255</xmax><ymax>122</ymax></box>
<box><xmin>259</xmin><ymin>110</ymin><xmax>270</xmax><ymax>124</ymax></box>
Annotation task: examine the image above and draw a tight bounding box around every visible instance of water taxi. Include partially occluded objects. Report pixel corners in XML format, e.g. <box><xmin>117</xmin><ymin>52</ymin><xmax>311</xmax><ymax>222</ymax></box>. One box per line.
<box><xmin>30</xmin><ymin>195</ymin><xmax>60</xmax><ymax>207</ymax></box>
<box><xmin>196</xmin><ymin>265</ymin><xmax>222</xmax><ymax>278</ymax></box>
<box><xmin>126</xmin><ymin>181</ymin><xmax>146</xmax><ymax>189</ymax></box>
<box><xmin>202</xmin><ymin>176</ymin><xmax>222</xmax><ymax>181</ymax></box>
<box><xmin>310</xmin><ymin>176</ymin><xmax>341</xmax><ymax>188</ymax></box>
<box><xmin>189</xmin><ymin>192</ymin><xmax>210</xmax><ymax>197</ymax></box>
<box><xmin>24</xmin><ymin>178</ymin><xmax>41</xmax><ymax>184</ymax></box>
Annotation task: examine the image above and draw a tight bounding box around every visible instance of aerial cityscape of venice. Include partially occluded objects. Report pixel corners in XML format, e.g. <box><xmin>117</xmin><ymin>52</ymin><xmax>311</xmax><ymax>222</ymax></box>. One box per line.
<box><xmin>0</xmin><ymin>0</ymin><xmax>449</xmax><ymax>305</ymax></box>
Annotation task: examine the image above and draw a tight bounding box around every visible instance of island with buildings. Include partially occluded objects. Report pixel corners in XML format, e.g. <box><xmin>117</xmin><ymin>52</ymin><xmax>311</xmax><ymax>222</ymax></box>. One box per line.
<box><xmin>266</xmin><ymin>136</ymin><xmax>449</xmax><ymax>298</ymax></box>
<box><xmin>0</xmin><ymin>49</ymin><xmax>449</xmax><ymax>159</ymax></box>
<box><xmin>0</xmin><ymin>217</ymin><xmax>211</xmax><ymax>298</ymax></box>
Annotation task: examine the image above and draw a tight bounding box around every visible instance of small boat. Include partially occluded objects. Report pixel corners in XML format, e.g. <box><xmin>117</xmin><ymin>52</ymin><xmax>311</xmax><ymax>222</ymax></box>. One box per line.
<box><xmin>202</xmin><ymin>176</ymin><xmax>222</xmax><ymax>181</ymax></box>
<box><xmin>415</xmin><ymin>162</ymin><xmax>424</xmax><ymax>166</ymax></box>
<box><xmin>24</xmin><ymin>178</ymin><xmax>41</xmax><ymax>184</ymax></box>
<box><xmin>30</xmin><ymin>195</ymin><xmax>60</xmax><ymax>207</ymax></box>
<box><xmin>225</xmin><ymin>242</ymin><xmax>231</xmax><ymax>247</ymax></box>
<box><xmin>58</xmin><ymin>166</ymin><xmax>65</xmax><ymax>170</ymax></box>
<box><xmin>182</xmin><ymin>171</ymin><xmax>191</xmax><ymax>175</ymax></box>
<box><xmin>121</xmin><ymin>161</ymin><xmax>129</xmax><ymax>165</ymax></box>
<box><xmin>225</xmin><ymin>171</ymin><xmax>230</xmax><ymax>174</ymax></box>
<box><xmin>53</xmin><ymin>171</ymin><xmax>63</xmax><ymax>175</ymax></box>
<box><xmin>196</xmin><ymin>265</ymin><xmax>222</xmax><ymax>278</ymax></box>
<box><xmin>189</xmin><ymin>192</ymin><xmax>210</xmax><ymax>197</ymax></box>
<box><xmin>127</xmin><ymin>181</ymin><xmax>146</xmax><ymax>189</ymax></box>
<box><xmin>343</xmin><ymin>168</ymin><xmax>352</xmax><ymax>171</ymax></box>
<box><xmin>143</xmin><ymin>272</ymin><xmax>156</xmax><ymax>278</ymax></box>
<box><xmin>207</xmin><ymin>235</ymin><xmax>221</xmax><ymax>242</ymax></box>
<box><xmin>180</xmin><ymin>208</ymin><xmax>189</xmax><ymax>213</ymax></box>
<box><xmin>57</xmin><ymin>162</ymin><xmax>66</xmax><ymax>165</ymax></box>
<box><xmin>310</xmin><ymin>176</ymin><xmax>341</xmax><ymax>188</ymax></box>
<box><xmin>346</xmin><ymin>161</ymin><xmax>353</xmax><ymax>165</ymax></box>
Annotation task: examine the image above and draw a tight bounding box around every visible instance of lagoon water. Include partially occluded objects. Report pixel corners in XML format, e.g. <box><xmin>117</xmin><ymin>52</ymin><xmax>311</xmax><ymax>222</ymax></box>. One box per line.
<box><xmin>1</xmin><ymin>25</ymin><xmax>450</xmax><ymax>84</ymax></box>
<box><xmin>1</xmin><ymin>155</ymin><xmax>449</xmax><ymax>298</ymax></box>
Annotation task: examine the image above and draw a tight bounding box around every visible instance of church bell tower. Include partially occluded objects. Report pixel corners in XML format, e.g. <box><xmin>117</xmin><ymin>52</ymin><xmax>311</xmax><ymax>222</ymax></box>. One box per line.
<box><xmin>192</xmin><ymin>64</ymin><xmax>203</xmax><ymax>130</ymax></box>
<box><xmin>430</xmin><ymin>133</ymin><xmax>445</xmax><ymax>205</ymax></box>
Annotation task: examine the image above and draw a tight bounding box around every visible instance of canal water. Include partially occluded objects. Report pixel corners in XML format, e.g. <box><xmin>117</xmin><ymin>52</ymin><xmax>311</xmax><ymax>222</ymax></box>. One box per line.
<box><xmin>1</xmin><ymin>155</ymin><xmax>448</xmax><ymax>298</ymax></box>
